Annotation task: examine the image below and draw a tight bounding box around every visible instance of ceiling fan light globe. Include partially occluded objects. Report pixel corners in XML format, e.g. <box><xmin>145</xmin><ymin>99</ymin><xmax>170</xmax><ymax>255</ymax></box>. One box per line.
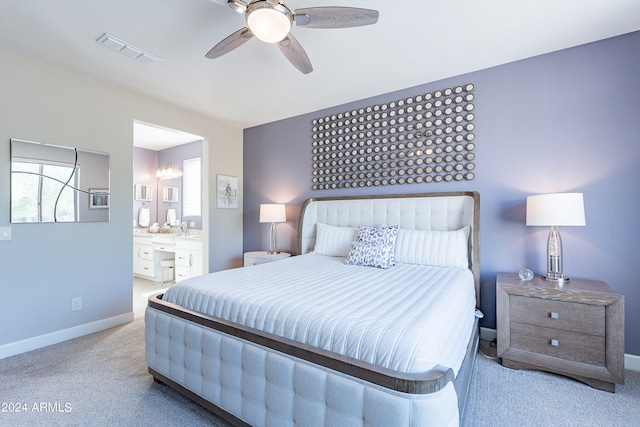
<box><xmin>246</xmin><ymin>3</ymin><xmax>292</xmax><ymax>43</ymax></box>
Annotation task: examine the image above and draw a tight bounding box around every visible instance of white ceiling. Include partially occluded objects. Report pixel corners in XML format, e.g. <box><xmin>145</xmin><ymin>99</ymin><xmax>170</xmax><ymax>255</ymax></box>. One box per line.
<box><xmin>1</xmin><ymin>0</ymin><xmax>639</xmax><ymax>138</ymax></box>
<box><xmin>133</xmin><ymin>122</ymin><xmax>203</xmax><ymax>151</ymax></box>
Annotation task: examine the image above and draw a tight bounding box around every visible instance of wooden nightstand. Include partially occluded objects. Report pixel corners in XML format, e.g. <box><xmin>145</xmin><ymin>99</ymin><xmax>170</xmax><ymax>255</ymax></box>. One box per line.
<box><xmin>496</xmin><ymin>272</ymin><xmax>624</xmax><ymax>392</ymax></box>
<box><xmin>243</xmin><ymin>251</ymin><xmax>291</xmax><ymax>267</ymax></box>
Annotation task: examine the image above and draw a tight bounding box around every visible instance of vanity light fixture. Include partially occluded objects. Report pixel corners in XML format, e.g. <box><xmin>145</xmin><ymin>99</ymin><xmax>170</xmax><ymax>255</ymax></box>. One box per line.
<box><xmin>526</xmin><ymin>193</ymin><xmax>586</xmax><ymax>282</ymax></box>
<box><xmin>96</xmin><ymin>33</ymin><xmax>161</xmax><ymax>65</ymax></box>
<box><xmin>259</xmin><ymin>203</ymin><xmax>286</xmax><ymax>254</ymax></box>
<box><xmin>156</xmin><ymin>165</ymin><xmax>174</xmax><ymax>179</ymax></box>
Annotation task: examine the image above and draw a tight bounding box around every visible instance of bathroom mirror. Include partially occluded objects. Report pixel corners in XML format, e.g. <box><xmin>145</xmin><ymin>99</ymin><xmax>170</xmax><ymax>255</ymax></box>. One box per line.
<box><xmin>163</xmin><ymin>187</ymin><xmax>179</xmax><ymax>203</ymax></box>
<box><xmin>135</xmin><ymin>184</ymin><xmax>153</xmax><ymax>201</ymax></box>
<box><xmin>10</xmin><ymin>139</ymin><xmax>110</xmax><ymax>223</ymax></box>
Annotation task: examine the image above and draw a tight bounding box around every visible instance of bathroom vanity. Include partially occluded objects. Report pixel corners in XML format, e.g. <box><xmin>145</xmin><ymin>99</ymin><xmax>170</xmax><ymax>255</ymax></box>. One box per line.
<box><xmin>133</xmin><ymin>233</ymin><xmax>203</xmax><ymax>283</ymax></box>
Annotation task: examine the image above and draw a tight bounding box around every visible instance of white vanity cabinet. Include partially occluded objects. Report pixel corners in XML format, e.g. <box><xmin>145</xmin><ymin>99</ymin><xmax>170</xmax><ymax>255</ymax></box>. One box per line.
<box><xmin>134</xmin><ymin>233</ymin><xmax>203</xmax><ymax>283</ymax></box>
<box><xmin>133</xmin><ymin>236</ymin><xmax>155</xmax><ymax>278</ymax></box>
<box><xmin>175</xmin><ymin>238</ymin><xmax>203</xmax><ymax>283</ymax></box>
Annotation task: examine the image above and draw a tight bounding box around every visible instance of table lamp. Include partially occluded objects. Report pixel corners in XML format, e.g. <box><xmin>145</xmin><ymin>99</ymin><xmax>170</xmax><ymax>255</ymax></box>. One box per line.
<box><xmin>526</xmin><ymin>193</ymin><xmax>585</xmax><ymax>282</ymax></box>
<box><xmin>259</xmin><ymin>203</ymin><xmax>286</xmax><ymax>254</ymax></box>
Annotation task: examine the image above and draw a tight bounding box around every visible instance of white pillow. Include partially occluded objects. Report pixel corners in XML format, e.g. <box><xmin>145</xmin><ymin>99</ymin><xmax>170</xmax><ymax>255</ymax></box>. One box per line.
<box><xmin>313</xmin><ymin>223</ymin><xmax>358</xmax><ymax>257</ymax></box>
<box><xmin>395</xmin><ymin>226</ymin><xmax>470</xmax><ymax>268</ymax></box>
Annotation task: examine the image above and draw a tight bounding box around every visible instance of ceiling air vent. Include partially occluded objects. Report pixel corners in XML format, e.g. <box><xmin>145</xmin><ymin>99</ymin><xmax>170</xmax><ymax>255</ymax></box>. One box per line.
<box><xmin>96</xmin><ymin>33</ymin><xmax>161</xmax><ymax>65</ymax></box>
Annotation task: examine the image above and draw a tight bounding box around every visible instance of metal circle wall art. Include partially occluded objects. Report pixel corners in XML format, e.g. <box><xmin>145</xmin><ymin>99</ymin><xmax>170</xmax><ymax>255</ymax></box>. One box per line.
<box><xmin>311</xmin><ymin>83</ymin><xmax>476</xmax><ymax>190</ymax></box>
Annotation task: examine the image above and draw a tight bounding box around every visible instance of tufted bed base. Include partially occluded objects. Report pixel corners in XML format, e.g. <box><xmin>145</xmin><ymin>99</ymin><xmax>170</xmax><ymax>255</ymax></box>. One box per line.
<box><xmin>145</xmin><ymin>303</ymin><xmax>479</xmax><ymax>427</ymax></box>
<box><xmin>145</xmin><ymin>192</ymin><xmax>480</xmax><ymax>426</ymax></box>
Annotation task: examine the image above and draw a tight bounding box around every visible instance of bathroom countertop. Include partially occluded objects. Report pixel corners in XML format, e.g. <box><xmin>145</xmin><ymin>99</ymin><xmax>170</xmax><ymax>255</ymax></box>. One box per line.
<box><xmin>133</xmin><ymin>229</ymin><xmax>203</xmax><ymax>241</ymax></box>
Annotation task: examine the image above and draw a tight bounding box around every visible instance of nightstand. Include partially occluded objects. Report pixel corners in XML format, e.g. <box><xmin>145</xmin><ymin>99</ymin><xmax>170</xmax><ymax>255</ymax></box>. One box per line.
<box><xmin>243</xmin><ymin>251</ymin><xmax>291</xmax><ymax>267</ymax></box>
<box><xmin>496</xmin><ymin>272</ymin><xmax>624</xmax><ymax>392</ymax></box>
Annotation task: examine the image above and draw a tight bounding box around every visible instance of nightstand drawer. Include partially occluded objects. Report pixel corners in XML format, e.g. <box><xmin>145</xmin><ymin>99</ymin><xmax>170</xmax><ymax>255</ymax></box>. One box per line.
<box><xmin>510</xmin><ymin>295</ymin><xmax>605</xmax><ymax>336</ymax></box>
<box><xmin>511</xmin><ymin>322</ymin><xmax>605</xmax><ymax>365</ymax></box>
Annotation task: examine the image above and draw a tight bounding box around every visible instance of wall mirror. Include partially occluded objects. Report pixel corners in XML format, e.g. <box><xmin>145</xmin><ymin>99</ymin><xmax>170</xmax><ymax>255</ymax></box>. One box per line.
<box><xmin>163</xmin><ymin>187</ymin><xmax>179</xmax><ymax>203</ymax></box>
<box><xmin>10</xmin><ymin>138</ymin><xmax>110</xmax><ymax>223</ymax></box>
<box><xmin>135</xmin><ymin>184</ymin><xmax>153</xmax><ymax>201</ymax></box>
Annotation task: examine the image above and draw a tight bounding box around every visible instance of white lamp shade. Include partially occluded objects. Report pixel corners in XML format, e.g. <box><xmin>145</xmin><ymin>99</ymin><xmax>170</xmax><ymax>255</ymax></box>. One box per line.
<box><xmin>526</xmin><ymin>193</ymin><xmax>586</xmax><ymax>226</ymax></box>
<box><xmin>259</xmin><ymin>204</ymin><xmax>286</xmax><ymax>223</ymax></box>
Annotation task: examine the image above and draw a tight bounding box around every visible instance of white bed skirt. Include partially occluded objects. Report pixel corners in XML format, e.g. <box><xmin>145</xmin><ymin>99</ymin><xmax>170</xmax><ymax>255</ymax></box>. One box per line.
<box><xmin>145</xmin><ymin>307</ymin><xmax>460</xmax><ymax>427</ymax></box>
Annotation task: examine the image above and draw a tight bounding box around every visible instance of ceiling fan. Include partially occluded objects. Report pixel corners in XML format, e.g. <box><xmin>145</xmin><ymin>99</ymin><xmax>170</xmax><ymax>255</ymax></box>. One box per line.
<box><xmin>206</xmin><ymin>1</ymin><xmax>379</xmax><ymax>74</ymax></box>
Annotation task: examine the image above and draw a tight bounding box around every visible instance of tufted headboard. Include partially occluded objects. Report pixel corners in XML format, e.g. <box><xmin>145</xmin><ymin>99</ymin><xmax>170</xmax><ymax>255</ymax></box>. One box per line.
<box><xmin>297</xmin><ymin>192</ymin><xmax>480</xmax><ymax>306</ymax></box>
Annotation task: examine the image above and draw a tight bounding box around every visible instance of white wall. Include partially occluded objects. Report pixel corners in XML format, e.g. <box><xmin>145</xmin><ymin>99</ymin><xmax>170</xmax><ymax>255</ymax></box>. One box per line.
<box><xmin>0</xmin><ymin>47</ymin><xmax>243</xmax><ymax>356</ymax></box>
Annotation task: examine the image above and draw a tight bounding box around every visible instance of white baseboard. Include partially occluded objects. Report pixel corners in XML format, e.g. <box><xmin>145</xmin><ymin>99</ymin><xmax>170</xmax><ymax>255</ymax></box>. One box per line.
<box><xmin>0</xmin><ymin>312</ymin><xmax>134</xmax><ymax>360</ymax></box>
<box><xmin>625</xmin><ymin>353</ymin><xmax>640</xmax><ymax>371</ymax></box>
<box><xmin>479</xmin><ymin>327</ymin><xmax>639</xmax><ymax>372</ymax></box>
<box><xmin>480</xmin><ymin>327</ymin><xmax>497</xmax><ymax>342</ymax></box>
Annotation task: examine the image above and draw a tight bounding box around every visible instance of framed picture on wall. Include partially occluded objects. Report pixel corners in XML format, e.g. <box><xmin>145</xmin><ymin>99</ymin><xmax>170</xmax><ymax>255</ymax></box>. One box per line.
<box><xmin>217</xmin><ymin>174</ymin><xmax>238</xmax><ymax>209</ymax></box>
<box><xmin>89</xmin><ymin>189</ymin><xmax>109</xmax><ymax>209</ymax></box>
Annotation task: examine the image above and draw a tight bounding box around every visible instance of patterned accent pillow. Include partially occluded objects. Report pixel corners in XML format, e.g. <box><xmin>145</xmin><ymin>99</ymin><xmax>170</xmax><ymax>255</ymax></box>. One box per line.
<box><xmin>345</xmin><ymin>242</ymin><xmax>397</xmax><ymax>269</ymax></box>
<box><xmin>345</xmin><ymin>225</ymin><xmax>399</xmax><ymax>269</ymax></box>
<box><xmin>357</xmin><ymin>225</ymin><xmax>399</xmax><ymax>245</ymax></box>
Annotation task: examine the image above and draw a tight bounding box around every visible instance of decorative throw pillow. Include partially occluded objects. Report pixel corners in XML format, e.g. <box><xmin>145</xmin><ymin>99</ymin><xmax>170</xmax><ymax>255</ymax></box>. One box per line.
<box><xmin>345</xmin><ymin>241</ymin><xmax>397</xmax><ymax>269</ymax></box>
<box><xmin>394</xmin><ymin>226</ymin><xmax>470</xmax><ymax>268</ymax></box>
<box><xmin>314</xmin><ymin>223</ymin><xmax>358</xmax><ymax>257</ymax></box>
<box><xmin>345</xmin><ymin>225</ymin><xmax>399</xmax><ymax>268</ymax></box>
<box><xmin>357</xmin><ymin>224</ymin><xmax>399</xmax><ymax>245</ymax></box>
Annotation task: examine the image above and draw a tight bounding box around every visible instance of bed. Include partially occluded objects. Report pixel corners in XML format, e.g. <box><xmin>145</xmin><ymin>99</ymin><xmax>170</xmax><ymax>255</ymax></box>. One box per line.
<box><xmin>146</xmin><ymin>191</ymin><xmax>480</xmax><ymax>426</ymax></box>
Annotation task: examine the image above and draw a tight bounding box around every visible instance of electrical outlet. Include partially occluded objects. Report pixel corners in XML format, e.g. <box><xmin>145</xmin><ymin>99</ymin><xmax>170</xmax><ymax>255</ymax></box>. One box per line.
<box><xmin>72</xmin><ymin>297</ymin><xmax>83</xmax><ymax>311</ymax></box>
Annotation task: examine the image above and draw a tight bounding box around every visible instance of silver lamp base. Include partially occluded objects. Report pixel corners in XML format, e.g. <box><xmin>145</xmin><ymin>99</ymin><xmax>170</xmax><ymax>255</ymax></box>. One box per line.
<box><xmin>267</xmin><ymin>221</ymin><xmax>279</xmax><ymax>254</ymax></box>
<box><xmin>543</xmin><ymin>275</ymin><xmax>570</xmax><ymax>283</ymax></box>
<box><xmin>545</xmin><ymin>226</ymin><xmax>569</xmax><ymax>283</ymax></box>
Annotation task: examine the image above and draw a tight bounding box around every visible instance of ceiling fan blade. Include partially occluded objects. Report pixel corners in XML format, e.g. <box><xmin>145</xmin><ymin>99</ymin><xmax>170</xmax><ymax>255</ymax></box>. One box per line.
<box><xmin>294</xmin><ymin>7</ymin><xmax>379</xmax><ymax>29</ymax></box>
<box><xmin>205</xmin><ymin>27</ymin><xmax>254</xmax><ymax>59</ymax></box>
<box><xmin>278</xmin><ymin>33</ymin><xmax>313</xmax><ymax>74</ymax></box>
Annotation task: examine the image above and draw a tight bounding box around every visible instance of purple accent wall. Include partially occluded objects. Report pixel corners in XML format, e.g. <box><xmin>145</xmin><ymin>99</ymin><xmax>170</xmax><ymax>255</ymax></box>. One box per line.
<box><xmin>134</xmin><ymin>140</ymin><xmax>203</xmax><ymax>229</ymax></box>
<box><xmin>243</xmin><ymin>31</ymin><xmax>640</xmax><ymax>356</ymax></box>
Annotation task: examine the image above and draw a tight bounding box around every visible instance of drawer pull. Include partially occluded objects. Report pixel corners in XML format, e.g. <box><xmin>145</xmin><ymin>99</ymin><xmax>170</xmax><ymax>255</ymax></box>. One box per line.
<box><xmin>550</xmin><ymin>312</ymin><xmax>559</xmax><ymax>319</ymax></box>
<box><xmin>550</xmin><ymin>339</ymin><xmax>559</xmax><ymax>347</ymax></box>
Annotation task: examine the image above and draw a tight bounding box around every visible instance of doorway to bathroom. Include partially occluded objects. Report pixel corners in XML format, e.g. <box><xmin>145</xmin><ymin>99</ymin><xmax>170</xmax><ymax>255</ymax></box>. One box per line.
<box><xmin>132</xmin><ymin>121</ymin><xmax>208</xmax><ymax>315</ymax></box>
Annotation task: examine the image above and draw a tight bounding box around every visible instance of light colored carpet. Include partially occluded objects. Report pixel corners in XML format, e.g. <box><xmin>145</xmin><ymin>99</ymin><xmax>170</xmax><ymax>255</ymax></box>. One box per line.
<box><xmin>0</xmin><ymin>319</ymin><xmax>230</xmax><ymax>427</ymax></box>
<box><xmin>0</xmin><ymin>320</ymin><xmax>638</xmax><ymax>426</ymax></box>
<box><xmin>463</xmin><ymin>340</ymin><xmax>640</xmax><ymax>427</ymax></box>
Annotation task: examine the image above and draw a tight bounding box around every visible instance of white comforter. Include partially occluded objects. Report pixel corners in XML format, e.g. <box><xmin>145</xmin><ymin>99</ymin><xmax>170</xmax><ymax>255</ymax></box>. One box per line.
<box><xmin>162</xmin><ymin>253</ymin><xmax>476</xmax><ymax>375</ymax></box>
